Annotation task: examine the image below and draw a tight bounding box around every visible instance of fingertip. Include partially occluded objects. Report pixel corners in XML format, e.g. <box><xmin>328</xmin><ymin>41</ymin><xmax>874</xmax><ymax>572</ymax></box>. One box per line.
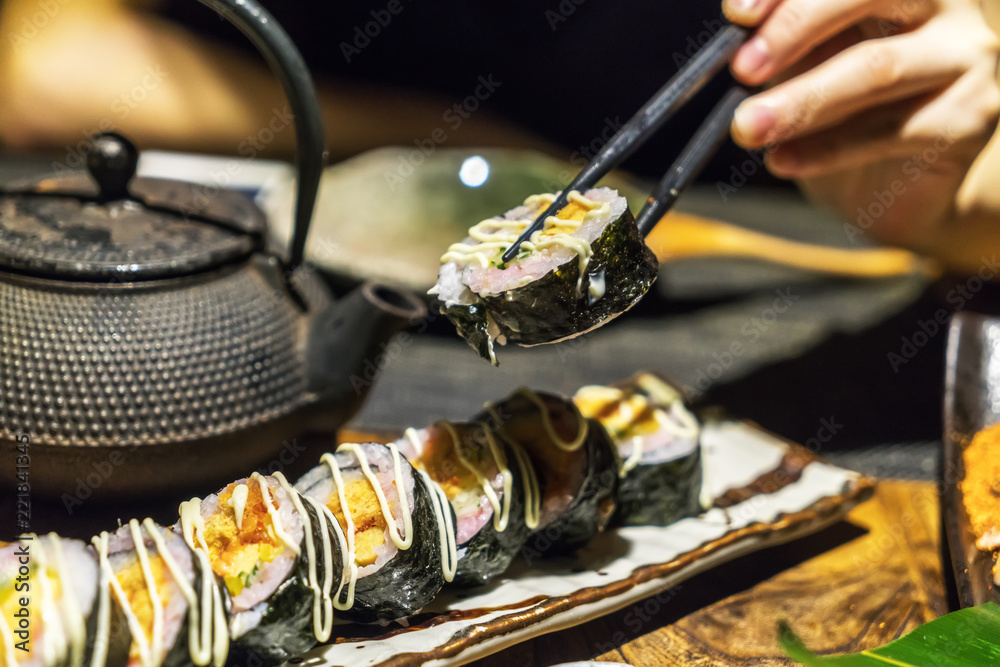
<box><xmin>730</xmin><ymin>120</ymin><xmax>756</xmax><ymax>150</ymax></box>
<box><xmin>731</xmin><ymin>37</ymin><xmax>771</xmax><ymax>84</ymax></box>
<box><xmin>722</xmin><ymin>0</ymin><xmax>765</xmax><ymax>26</ymax></box>
<box><xmin>731</xmin><ymin>98</ymin><xmax>776</xmax><ymax>149</ymax></box>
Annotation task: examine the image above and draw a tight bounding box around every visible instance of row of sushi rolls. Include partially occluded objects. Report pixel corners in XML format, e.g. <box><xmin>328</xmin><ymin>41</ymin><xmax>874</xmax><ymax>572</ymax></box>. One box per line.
<box><xmin>1</xmin><ymin>371</ymin><xmax>705</xmax><ymax>667</ymax></box>
<box><xmin>0</xmin><ymin>191</ymin><xmax>705</xmax><ymax>667</ymax></box>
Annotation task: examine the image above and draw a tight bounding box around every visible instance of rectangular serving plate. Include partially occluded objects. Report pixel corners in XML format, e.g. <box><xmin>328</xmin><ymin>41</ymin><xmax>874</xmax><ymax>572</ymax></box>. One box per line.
<box><xmin>290</xmin><ymin>419</ymin><xmax>874</xmax><ymax>667</ymax></box>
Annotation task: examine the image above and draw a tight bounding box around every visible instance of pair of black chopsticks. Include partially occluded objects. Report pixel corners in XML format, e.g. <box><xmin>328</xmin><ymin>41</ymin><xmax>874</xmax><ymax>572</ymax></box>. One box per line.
<box><xmin>501</xmin><ymin>24</ymin><xmax>751</xmax><ymax>264</ymax></box>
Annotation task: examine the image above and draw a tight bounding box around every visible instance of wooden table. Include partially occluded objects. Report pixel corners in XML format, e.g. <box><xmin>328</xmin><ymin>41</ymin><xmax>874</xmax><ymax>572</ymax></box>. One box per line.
<box><xmin>471</xmin><ymin>480</ymin><xmax>946</xmax><ymax>666</ymax></box>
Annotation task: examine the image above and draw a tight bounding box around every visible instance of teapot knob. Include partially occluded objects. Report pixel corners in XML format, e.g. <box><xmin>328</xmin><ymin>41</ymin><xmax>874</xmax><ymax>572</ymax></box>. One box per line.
<box><xmin>86</xmin><ymin>132</ymin><xmax>138</xmax><ymax>202</ymax></box>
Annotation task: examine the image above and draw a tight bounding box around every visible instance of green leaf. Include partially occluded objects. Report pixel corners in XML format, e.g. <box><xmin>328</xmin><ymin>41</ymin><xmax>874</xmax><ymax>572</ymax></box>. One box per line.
<box><xmin>779</xmin><ymin>603</ymin><xmax>1000</xmax><ymax>666</ymax></box>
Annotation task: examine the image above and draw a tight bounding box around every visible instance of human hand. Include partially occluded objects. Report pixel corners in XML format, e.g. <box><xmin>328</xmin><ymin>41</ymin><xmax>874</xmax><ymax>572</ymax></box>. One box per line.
<box><xmin>722</xmin><ymin>0</ymin><xmax>1000</xmax><ymax>259</ymax></box>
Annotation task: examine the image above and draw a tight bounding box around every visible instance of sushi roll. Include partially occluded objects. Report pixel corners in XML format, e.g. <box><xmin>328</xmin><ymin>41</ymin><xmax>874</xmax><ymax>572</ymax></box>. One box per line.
<box><xmin>575</xmin><ymin>372</ymin><xmax>705</xmax><ymax>526</ymax></box>
<box><xmin>431</xmin><ymin>187</ymin><xmax>658</xmax><ymax>364</ymax></box>
<box><xmin>478</xmin><ymin>389</ymin><xmax>619</xmax><ymax>559</ymax></box>
<box><xmin>177</xmin><ymin>473</ymin><xmax>326</xmax><ymax>666</ymax></box>
<box><xmin>294</xmin><ymin>442</ymin><xmax>450</xmax><ymax>623</ymax></box>
<box><xmin>397</xmin><ymin>421</ymin><xmax>540</xmax><ymax>586</ymax></box>
<box><xmin>93</xmin><ymin>519</ymin><xmax>224</xmax><ymax>667</ymax></box>
<box><xmin>0</xmin><ymin>534</ymin><xmax>128</xmax><ymax>667</ymax></box>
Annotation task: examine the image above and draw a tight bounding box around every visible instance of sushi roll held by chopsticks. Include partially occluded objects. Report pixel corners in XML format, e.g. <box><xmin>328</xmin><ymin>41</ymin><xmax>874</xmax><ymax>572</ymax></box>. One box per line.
<box><xmin>431</xmin><ymin>188</ymin><xmax>658</xmax><ymax>365</ymax></box>
<box><xmin>432</xmin><ymin>26</ymin><xmax>754</xmax><ymax>365</ymax></box>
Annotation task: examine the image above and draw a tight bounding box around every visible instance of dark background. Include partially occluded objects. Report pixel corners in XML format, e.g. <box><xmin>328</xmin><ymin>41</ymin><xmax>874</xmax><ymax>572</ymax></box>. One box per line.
<box><xmin>163</xmin><ymin>0</ymin><xmax>784</xmax><ymax>186</ymax></box>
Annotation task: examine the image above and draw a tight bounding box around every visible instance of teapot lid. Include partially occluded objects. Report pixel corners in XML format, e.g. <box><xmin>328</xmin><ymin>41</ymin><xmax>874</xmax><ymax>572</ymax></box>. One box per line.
<box><xmin>0</xmin><ymin>134</ymin><xmax>265</xmax><ymax>282</ymax></box>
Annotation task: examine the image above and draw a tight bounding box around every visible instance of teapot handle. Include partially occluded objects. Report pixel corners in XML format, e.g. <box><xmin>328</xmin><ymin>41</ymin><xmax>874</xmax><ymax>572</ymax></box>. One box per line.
<box><xmin>198</xmin><ymin>0</ymin><xmax>323</xmax><ymax>271</ymax></box>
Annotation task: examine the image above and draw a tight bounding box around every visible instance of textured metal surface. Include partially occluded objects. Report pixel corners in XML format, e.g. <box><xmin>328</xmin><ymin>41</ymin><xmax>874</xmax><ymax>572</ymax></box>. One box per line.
<box><xmin>0</xmin><ymin>194</ymin><xmax>257</xmax><ymax>280</ymax></box>
<box><xmin>15</xmin><ymin>172</ymin><xmax>267</xmax><ymax>237</ymax></box>
<box><xmin>0</xmin><ymin>132</ymin><xmax>264</xmax><ymax>281</ymax></box>
<box><xmin>0</xmin><ymin>196</ymin><xmax>254</xmax><ymax>279</ymax></box>
<box><xmin>0</xmin><ymin>265</ymin><xmax>308</xmax><ymax>446</ymax></box>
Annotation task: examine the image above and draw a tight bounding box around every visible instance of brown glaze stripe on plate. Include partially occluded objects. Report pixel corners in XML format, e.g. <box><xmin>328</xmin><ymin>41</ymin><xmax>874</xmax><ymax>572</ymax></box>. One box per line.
<box><xmin>711</xmin><ymin>421</ymin><xmax>827</xmax><ymax>510</ymax></box>
<box><xmin>371</xmin><ymin>478</ymin><xmax>875</xmax><ymax>667</ymax></box>
<box><xmin>713</xmin><ymin>450</ymin><xmax>813</xmax><ymax>509</ymax></box>
<box><xmin>330</xmin><ymin>597</ymin><xmax>552</xmax><ymax>644</ymax></box>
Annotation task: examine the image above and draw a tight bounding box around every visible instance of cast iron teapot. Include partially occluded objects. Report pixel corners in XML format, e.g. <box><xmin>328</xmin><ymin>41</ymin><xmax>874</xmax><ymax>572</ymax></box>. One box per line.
<box><xmin>0</xmin><ymin>0</ymin><xmax>425</xmax><ymax>499</ymax></box>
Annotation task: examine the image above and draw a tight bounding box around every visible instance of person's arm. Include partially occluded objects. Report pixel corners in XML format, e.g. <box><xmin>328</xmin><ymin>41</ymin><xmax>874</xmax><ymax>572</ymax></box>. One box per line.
<box><xmin>724</xmin><ymin>0</ymin><xmax>1000</xmax><ymax>273</ymax></box>
<box><xmin>0</xmin><ymin>0</ymin><xmax>549</xmax><ymax>159</ymax></box>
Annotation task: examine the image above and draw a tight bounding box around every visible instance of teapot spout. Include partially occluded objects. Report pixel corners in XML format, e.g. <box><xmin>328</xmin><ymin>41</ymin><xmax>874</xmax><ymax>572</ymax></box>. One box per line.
<box><xmin>307</xmin><ymin>282</ymin><xmax>427</xmax><ymax>428</ymax></box>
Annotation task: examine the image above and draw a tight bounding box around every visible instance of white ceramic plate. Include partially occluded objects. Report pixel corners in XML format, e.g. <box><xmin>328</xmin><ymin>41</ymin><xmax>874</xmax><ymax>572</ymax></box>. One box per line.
<box><xmin>286</xmin><ymin>420</ymin><xmax>874</xmax><ymax>667</ymax></box>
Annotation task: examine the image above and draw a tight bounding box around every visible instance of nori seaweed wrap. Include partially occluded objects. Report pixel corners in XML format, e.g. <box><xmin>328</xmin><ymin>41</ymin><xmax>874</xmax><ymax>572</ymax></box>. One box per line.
<box><xmin>575</xmin><ymin>372</ymin><xmax>705</xmax><ymax>526</ymax></box>
<box><xmin>431</xmin><ymin>188</ymin><xmax>658</xmax><ymax>364</ymax></box>
<box><xmin>0</xmin><ymin>534</ymin><xmax>130</xmax><ymax>667</ymax></box>
<box><xmin>177</xmin><ymin>473</ymin><xmax>319</xmax><ymax>666</ymax></box>
<box><xmin>477</xmin><ymin>389</ymin><xmax>619</xmax><ymax>560</ymax></box>
<box><xmin>396</xmin><ymin>421</ymin><xmax>539</xmax><ymax>587</ymax></box>
<box><xmin>294</xmin><ymin>443</ymin><xmax>449</xmax><ymax>623</ymax></box>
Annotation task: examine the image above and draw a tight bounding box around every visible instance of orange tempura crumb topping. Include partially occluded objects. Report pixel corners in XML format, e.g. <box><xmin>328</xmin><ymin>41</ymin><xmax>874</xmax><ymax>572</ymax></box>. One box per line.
<box><xmin>202</xmin><ymin>482</ymin><xmax>283</xmax><ymax>593</ymax></box>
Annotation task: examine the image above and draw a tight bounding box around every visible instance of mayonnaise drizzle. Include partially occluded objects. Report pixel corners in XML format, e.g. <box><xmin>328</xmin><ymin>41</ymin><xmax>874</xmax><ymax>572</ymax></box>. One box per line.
<box><xmin>320</xmin><ymin>443</ymin><xmax>458</xmax><ymax>591</ymax></box>
<box><xmin>404</xmin><ymin>427</ymin><xmax>424</xmax><ymax>458</ymax></box>
<box><xmin>176</xmin><ymin>499</ymin><xmax>231</xmax><ymax>666</ymax></box>
<box><xmin>335</xmin><ymin>444</ymin><xmax>413</xmax><ymax>550</ymax></box>
<box><xmin>440</xmin><ymin>191</ymin><xmax>610</xmax><ymax>289</ymax></box>
<box><xmin>588</xmin><ymin>268</ymin><xmax>606</xmax><ymax>302</ymax></box>
<box><xmin>130</xmin><ymin>519</ymin><xmax>165</xmax><ymax>667</ymax></box>
<box><xmin>481</xmin><ymin>405</ymin><xmax>546</xmax><ymax>530</ymax></box>
<box><xmin>272</xmin><ymin>472</ymin><xmax>340</xmax><ymax>642</ymax></box>
<box><xmin>94</xmin><ymin>521</ymin><xmax>160</xmax><ymax>667</ymax></box>
<box><xmin>416</xmin><ymin>470</ymin><xmax>458</xmax><ymax>583</ymax></box>
<box><xmin>228</xmin><ymin>484</ymin><xmax>249</xmax><ymax>531</ymax></box>
<box><xmin>319</xmin><ymin>452</ymin><xmax>360</xmax><ymax>611</ymax></box>
<box><xmin>438</xmin><ymin>421</ymin><xmax>512</xmax><ymax>533</ymax></box>
<box><xmin>49</xmin><ymin>535</ymin><xmax>86</xmax><ymax>667</ymax></box>
<box><xmin>512</xmin><ymin>388</ymin><xmax>588</xmax><ymax>451</ymax></box>
<box><xmin>142</xmin><ymin>519</ymin><xmax>227</xmax><ymax>667</ymax></box>
<box><xmin>30</xmin><ymin>536</ymin><xmax>58</xmax><ymax>667</ymax></box>
<box><xmin>401</xmin><ymin>429</ymin><xmax>474</xmax><ymax>580</ymax></box>
<box><xmin>250</xmin><ymin>473</ymin><xmax>301</xmax><ymax>556</ymax></box>
<box><xmin>89</xmin><ymin>533</ymin><xmax>113</xmax><ymax>667</ymax></box>
<box><xmin>506</xmin><ymin>441</ymin><xmax>541</xmax><ymax>530</ymax></box>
